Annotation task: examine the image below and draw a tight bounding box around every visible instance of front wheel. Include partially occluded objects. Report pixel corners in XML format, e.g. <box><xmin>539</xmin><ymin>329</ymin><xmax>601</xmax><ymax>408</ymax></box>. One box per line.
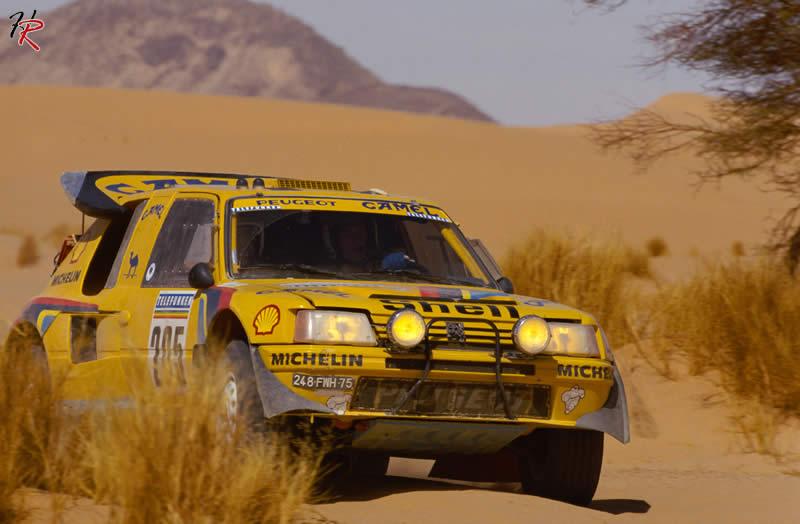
<box><xmin>221</xmin><ymin>339</ymin><xmax>265</xmax><ymax>434</ymax></box>
<box><xmin>519</xmin><ymin>429</ymin><xmax>604</xmax><ymax>506</ymax></box>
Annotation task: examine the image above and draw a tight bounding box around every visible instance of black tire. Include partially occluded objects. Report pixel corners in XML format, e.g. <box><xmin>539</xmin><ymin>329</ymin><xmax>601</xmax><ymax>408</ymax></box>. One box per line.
<box><xmin>221</xmin><ymin>339</ymin><xmax>265</xmax><ymax>434</ymax></box>
<box><xmin>519</xmin><ymin>429</ymin><xmax>604</xmax><ymax>506</ymax></box>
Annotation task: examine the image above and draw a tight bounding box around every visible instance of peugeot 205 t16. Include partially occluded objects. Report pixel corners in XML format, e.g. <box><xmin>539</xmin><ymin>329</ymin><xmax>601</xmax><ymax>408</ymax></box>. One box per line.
<box><xmin>6</xmin><ymin>170</ymin><xmax>629</xmax><ymax>505</ymax></box>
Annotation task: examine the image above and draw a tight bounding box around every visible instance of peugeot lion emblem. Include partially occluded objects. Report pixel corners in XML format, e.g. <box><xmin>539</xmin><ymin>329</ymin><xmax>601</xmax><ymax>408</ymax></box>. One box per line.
<box><xmin>446</xmin><ymin>321</ymin><xmax>466</xmax><ymax>343</ymax></box>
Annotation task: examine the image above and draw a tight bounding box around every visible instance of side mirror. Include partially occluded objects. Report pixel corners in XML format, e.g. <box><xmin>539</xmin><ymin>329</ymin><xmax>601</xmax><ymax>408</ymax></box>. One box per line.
<box><xmin>188</xmin><ymin>262</ymin><xmax>215</xmax><ymax>290</ymax></box>
<box><xmin>496</xmin><ymin>276</ymin><xmax>514</xmax><ymax>294</ymax></box>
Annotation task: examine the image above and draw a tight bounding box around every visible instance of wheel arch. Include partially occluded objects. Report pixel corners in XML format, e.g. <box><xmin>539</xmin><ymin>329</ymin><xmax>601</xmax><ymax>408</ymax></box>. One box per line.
<box><xmin>206</xmin><ymin>308</ymin><xmax>248</xmax><ymax>356</ymax></box>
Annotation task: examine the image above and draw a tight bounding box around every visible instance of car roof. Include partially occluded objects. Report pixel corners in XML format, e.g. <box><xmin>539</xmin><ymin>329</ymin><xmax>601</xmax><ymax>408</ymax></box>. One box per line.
<box><xmin>61</xmin><ymin>170</ymin><xmax>440</xmax><ymax>217</ymax></box>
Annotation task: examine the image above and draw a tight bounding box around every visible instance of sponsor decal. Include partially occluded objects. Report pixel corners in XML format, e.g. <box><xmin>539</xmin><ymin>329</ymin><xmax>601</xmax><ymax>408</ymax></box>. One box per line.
<box><xmin>141</xmin><ymin>204</ymin><xmax>165</xmax><ymax>221</ymax></box>
<box><xmin>254</xmin><ymin>198</ymin><xmax>338</xmax><ymax>208</ymax></box>
<box><xmin>9</xmin><ymin>9</ymin><xmax>44</xmax><ymax>53</ymax></box>
<box><xmin>50</xmin><ymin>270</ymin><xmax>81</xmax><ymax>286</ymax></box>
<box><xmin>233</xmin><ymin>205</ymin><xmax>281</xmax><ymax>213</ymax></box>
<box><xmin>419</xmin><ymin>286</ymin><xmax>463</xmax><ymax>299</ymax></box>
<box><xmin>380</xmin><ymin>298</ymin><xmax>520</xmax><ymax>319</ymax></box>
<box><xmin>253</xmin><ymin>305</ymin><xmax>280</xmax><ymax>335</ymax></box>
<box><xmin>145</xmin><ymin>263</ymin><xmax>156</xmax><ymax>282</ymax></box>
<box><xmin>124</xmin><ymin>251</ymin><xmax>139</xmax><ymax>279</ymax></box>
<box><xmin>103</xmin><ymin>177</ymin><xmax>231</xmax><ymax>195</ymax></box>
<box><xmin>292</xmin><ymin>373</ymin><xmax>354</xmax><ymax>391</ymax></box>
<box><xmin>561</xmin><ymin>385</ymin><xmax>585</xmax><ymax>414</ymax></box>
<box><xmin>148</xmin><ymin>291</ymin><xmax>195</xmax><ymax>386</ymax></box>
<box><xmin>557</xmin><ymin>364</ymin><xmax>612</xmax><ymax>380</ymax></box>
<box><xmin>270</xmin><ymin>352</ymin><xmax>364</xmax><ymax>367</ymax></box>
<box><xmin>523</xmin><ymin>298</ymin><xmax>549</xmax><ymax>307</ymax></box>
<box><xmin>361</xmin><ymin>200</ymin><xmax>451</xmax><ymax>222</ymax></box>
<box><xmin>326</xmin><ymin>394</ymin><xmax>352</xmax><ymax>415</ymax></box>
<box><xmin>468</xmin><ymin>290</ymin><xmax>510</xmax><ymax>300</ymax></box>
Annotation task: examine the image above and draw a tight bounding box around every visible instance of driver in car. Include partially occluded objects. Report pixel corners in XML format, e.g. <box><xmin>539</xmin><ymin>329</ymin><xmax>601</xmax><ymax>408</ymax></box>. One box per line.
<box><xmin>331</xmin><ymin>215</ymin><xmax>420</xmax><ymax>274</ymax></box>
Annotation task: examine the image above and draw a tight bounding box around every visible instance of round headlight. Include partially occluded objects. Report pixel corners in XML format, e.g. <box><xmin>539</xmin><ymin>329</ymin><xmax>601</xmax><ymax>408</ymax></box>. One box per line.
<box><xmin>387</xmin><ymin>309</ymin><xmax>426</xmax><ymax>349</ymax></box>
<box><xmin>513</xmin><ymin>315</ymin><xmax>551</xmax><ymax>355</ymax></box>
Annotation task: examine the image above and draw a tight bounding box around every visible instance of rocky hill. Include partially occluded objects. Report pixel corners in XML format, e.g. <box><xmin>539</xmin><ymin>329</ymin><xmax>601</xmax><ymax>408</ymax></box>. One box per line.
<box><xmin>0</xmin><ymin>0</ymin><xmax>491</xmax><ymax>121</ymax></box>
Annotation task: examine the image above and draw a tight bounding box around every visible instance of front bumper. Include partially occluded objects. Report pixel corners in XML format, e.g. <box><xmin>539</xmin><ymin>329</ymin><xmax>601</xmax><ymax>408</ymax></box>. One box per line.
<box><xmin>250</xmin><ymin>343</ymin><xmax>630</xmax><ymax>444</ymax></box>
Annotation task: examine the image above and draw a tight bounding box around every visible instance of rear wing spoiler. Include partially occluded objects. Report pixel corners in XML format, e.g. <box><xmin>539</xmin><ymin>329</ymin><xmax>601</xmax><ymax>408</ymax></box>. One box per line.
<box><xmin>60</xmin><ymin>171</ymin><xmax>351</xmax><ymax>217</ymax></box>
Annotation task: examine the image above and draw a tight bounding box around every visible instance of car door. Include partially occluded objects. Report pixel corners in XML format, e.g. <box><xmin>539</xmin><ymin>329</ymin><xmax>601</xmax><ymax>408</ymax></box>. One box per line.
<box><xmin>56</xmin><ymin>200</ymin><xmax>149</xmax><ymax>400</ymax></box>
<box><xmin>118</xmin><ymin>194</ymin><xmax>218</xmax><ymax>387</ymax></box>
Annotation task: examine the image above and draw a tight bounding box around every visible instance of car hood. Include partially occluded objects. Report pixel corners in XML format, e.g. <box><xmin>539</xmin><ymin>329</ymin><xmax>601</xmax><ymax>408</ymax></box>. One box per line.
<box><xmin>225</xmin><ymin>279</ymin><xmax>589</xmax><ymax>324</ymax></box>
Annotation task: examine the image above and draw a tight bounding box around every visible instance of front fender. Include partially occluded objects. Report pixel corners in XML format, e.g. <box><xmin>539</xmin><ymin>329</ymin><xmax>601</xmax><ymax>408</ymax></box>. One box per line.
<box><xmin>575</xmin><ymin>364</ymin><xmax>630</xmax><ymax>443</ymax></box>
<box><xmin>249</xmin><ymin>346</ymin><xmax>334</xmax><ymax>418</ymax></box>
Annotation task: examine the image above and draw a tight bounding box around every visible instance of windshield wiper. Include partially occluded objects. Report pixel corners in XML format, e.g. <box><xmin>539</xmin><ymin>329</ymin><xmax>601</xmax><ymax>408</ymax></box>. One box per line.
<box><xmin>357</xmin><ymin>269</ymin><xmax>479</xmax><ymax>287</ymax></box>
<box><xmin>241</xmin><ymin>263</ymin><xmax>347</xmax><ymax>279</ymax></box>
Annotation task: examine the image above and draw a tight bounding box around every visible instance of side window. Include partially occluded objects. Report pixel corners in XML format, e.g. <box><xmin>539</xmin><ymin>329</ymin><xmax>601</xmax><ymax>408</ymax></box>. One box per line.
<box><xmin>82</xmin><ymin>202</ymin><xmax>145</xmax><ymax>296</ymax></box>
<box><xmin>143</xmin><ymin>199</ymin><xmax>215</xmax><ymax>288</ymax></box>
<box><xmin>106</xmin><ymin>201</ymin><xmax>147</xmax><ymax>289</ymax></box>
<box><xmin>402</xmin><ymin>220</ymin><xmax>469</xmax><ymax>278</ymax></box>
<box><xmin>469</xmin><ymin>238</ymin><xmax>503</xmax><ymax>281</ymax></box>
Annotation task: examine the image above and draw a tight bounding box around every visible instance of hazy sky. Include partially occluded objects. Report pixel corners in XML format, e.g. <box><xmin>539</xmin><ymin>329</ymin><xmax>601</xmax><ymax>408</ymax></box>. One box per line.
<box><xmin>19</xmin><ymin>0</ymin><xmax>709</xmax><ymax>125</ymax></box>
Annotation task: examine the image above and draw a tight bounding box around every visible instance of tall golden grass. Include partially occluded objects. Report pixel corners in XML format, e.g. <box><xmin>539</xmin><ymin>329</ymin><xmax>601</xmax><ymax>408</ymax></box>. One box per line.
<box><xmin>504</xmin><ymin>230</ymin><xmax>799</xmax><ymax>455</ymax></box>
<box><xmin>647</xmin><ymin>258</ymin><xmax>800</xmax><ymax>416</ymax></box>
<box><xmin>0</xmin><ymin>343</ymin><xmax>319</xmax><ymax>523</ymax></box>
<box><xmin>502</xmin><ymin>229</ymin><xmax>650</xmax><ymax>347</ymax></box>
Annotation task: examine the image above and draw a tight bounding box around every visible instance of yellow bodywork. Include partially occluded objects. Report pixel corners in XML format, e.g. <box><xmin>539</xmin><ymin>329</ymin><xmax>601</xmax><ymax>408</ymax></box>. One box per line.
<box><xmin>11</xmin><ymin>172</ymin><xmax>623</xmax><ymax>453</ymax></box>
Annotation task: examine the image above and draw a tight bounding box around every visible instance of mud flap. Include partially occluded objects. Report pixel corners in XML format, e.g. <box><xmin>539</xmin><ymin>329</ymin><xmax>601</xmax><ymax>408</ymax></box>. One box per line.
<box><xmin>575</xmin><ymin>365</ymin><xmax>630</xmax><ymax>443</ymax></box>
<box><xmin>249</xmin><ymin>347</ymin><xmax>334</xmax><ymax>418</ymax></box>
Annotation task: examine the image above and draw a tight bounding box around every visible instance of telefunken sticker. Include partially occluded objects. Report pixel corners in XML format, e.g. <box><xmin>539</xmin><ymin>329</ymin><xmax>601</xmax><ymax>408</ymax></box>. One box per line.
<box><xmin>253</xmin><ymin>305</ymin><xmax>280</xmax><ymax>335</ymax></box>
<box><xmin>148</xmin><ymin>291</ymin><xmax>196</xmax><ymax>386</ymax></box>
<box><xmin>292</xmin><ymin>373</ymin><xmax>354</xmax><ymax>391</ymax></box>
<box><xmin>561</xmin><ymin>385</ymin><xmax>586</xmax><ymax>414</ymax></box>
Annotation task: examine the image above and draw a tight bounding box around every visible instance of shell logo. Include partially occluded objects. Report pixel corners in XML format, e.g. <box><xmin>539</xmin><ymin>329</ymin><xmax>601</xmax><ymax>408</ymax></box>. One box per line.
<box><xmin>253</xmin><ymin>305</ymin><xmax>280</xmax><ymax>335</ymax></box>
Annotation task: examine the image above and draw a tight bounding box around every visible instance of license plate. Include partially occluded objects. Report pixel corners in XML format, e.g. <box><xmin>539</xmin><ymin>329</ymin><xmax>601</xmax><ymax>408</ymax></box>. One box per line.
<box><xmin>291</xmin><ymin>373</ymin><xmax>354</xmax><ymax>391</ymax></box>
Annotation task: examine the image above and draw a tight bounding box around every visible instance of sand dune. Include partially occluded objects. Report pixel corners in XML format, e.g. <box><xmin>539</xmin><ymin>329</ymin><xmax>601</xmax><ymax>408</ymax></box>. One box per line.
<box><xmin>2</xmin><ymin>85</ymin><xmax>796</xmax><ymax>523</ymax></box>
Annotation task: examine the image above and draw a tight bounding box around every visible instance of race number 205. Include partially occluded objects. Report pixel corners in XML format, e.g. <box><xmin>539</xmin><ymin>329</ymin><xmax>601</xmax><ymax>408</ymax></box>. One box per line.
<box><xmin>149</xmin><ymin>324</ymin><xmax>187</xmax><ymax>385</ymax></box>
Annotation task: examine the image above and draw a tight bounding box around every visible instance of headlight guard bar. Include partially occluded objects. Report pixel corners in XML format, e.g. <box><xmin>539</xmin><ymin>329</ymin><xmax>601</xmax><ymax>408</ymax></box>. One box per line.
<box><xmin>390</xmin><ymin>316</ymin><xmax>516</xmax><ymax>420</ymax></box>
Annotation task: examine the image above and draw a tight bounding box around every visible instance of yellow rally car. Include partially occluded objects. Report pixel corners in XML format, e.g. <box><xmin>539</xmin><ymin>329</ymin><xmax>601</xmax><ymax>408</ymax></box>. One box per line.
<box><xmin>6</xmin><ymin>170</ymin><xmax>629</xmax><ymax>505</ymax></box>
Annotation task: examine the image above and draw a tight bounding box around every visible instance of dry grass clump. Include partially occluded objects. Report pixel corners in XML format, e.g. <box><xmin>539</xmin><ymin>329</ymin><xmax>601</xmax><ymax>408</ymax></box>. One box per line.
<box><xmin>645</xmin><ymin>236</ymin><xmax>669</xmax><ymax>257</ymax></box>
<box><xmin>1</xmin><ymin>334</ymin><xmax>319</xmax><ymax>523</ymax></box>
<box><xmin>0</xmin><ymin>338</ymin><xmax>78</xmax><ymax>523</ymax></box>
<box><xmin>648</xmin><ymin>258</ymin><xmax>800</xmax><ymax>417</ymax></box>
<box><xmin>85</xmin><ymin>369</ymin><xmax>319</xmax><ymax>524</ymax></box>
<box><xmin>502</xmin><ymin>229</ymin><xmax>650</xmax><ymax>346</ymax></box>
<box><xmin>731</xmin><ymin>241</ymin><xmax>745</xmax><ymax>257</ymax></box>
<box><xmin>16</xmin><ymin>235</ymin><xmax>39</xmax><ymax>268</ymax></box>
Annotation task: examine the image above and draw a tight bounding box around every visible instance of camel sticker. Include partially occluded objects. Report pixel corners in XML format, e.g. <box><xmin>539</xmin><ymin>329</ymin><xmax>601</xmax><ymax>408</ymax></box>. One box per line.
<box><xmin>125</xmin><ymin>251</ymin><xmax>139</xmax><ymax>279</ymax></box>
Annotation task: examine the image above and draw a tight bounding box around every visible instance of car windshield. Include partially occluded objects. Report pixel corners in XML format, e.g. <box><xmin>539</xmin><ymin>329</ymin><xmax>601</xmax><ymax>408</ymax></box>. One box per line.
<box><xmin>230</xmin><ymin>209</ymin><xmax>494</xmax><ymax>287</ymax></box>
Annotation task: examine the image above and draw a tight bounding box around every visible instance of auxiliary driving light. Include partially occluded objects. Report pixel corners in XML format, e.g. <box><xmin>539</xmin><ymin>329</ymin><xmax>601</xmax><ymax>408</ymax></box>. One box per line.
<box><xmin>387</xmin><ymin>309</ymin><xmax>426</xmax><ymax>349</ymax></box>
<box><xmin>512</xmin><ymin>315</ymin><xmax>551</xmax><ymax>355</ymax></box>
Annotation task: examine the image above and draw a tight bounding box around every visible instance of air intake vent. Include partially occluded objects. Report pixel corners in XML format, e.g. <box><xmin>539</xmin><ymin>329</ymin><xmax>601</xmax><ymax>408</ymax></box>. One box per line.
<box><xmin>275</xmin><ymin>178</ymin><xmax>351</xmax><ymax>191</ymax></box>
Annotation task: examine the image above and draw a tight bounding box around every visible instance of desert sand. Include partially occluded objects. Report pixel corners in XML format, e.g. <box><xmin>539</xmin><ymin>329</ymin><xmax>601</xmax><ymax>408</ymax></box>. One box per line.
<box><xmin>2</xmin><ymin>85</ymin><xmax>797</xmax><ymax>523</ymax></box>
